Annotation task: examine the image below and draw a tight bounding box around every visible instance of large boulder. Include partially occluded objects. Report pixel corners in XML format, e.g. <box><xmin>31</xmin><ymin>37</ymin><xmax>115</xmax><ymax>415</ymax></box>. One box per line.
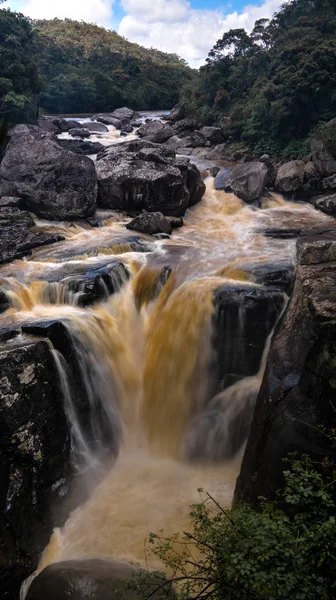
<box><xmin>0</xmin><ymin>337</ymin><xmax>69</xmax><ymax>599</ymax></box>
<box><xmin>167</xmin><ymin>103</ymin><xmax>185</xmax><ymax>122</ymax></box>
<box><xmin>215</xmin><ymin>163</ymin><xmax>268</xmax><ymax>203</ymax></box>
<box><xmin>137</xmin><ymin>121</ymin><xmax>174</xmax><ymax>143</ymax></box>
<box><xmin>69</xmin><ymin>128</ymin><xmax>91</xmax><ymax>139</ymax></box>
<box><xmin>58</xmin><ymin>138</ymin><xmax>105</xmax><ymax>156</ymax></box>
<box><xmin>275</xmin><ymin>160</ymin><xmax>305</xmax><ymax>193</ymax></box>
<box><xmin>311</xmin><ymin>139</ymin><xmax>336</xmax><ymax>177</ymax></box>
<box><xmin>235</xmin><ymin>226</ymin><xmax>336</xmax><ymax>506</ymax></box>
<box><xmin>111</xmin><ymin>107</ymin><xmax>136</xmax><ymax>120</ymax></box>
<box><xmin>0</xmin><ymin>205</ymin><xmax>64</xmax><ymax>263</ymax></box>
<box><xmin>0</xmin><ymin>125</ymin><xmax>97</xmax><ymax>220</ymax></box>
<box><xmin>82</xmin><ymin>121</ymin><xmax>109</xmax><ymax>133</ymax></box>
<box><xmin>312</xmin><ymin>193</ymin><xmax>336</xmax><ymax>216</ymax></box>
<box><xmin>95</xmin><ymin>140</ymin><xmax>205</xmax><ymax>217</ymax></box>
<box><xmin>39</xmin><ymin>117</ymin><xmax>83</xmax><ymax>134</ymax></box>
<box><xmin>26</xmin><ymin>559</ymin><xmax>170</xmax><ymax>600</ymax></box>
<box><xmin>199</xmin><ymin>126</ymin><xmax>225</xmax><ymax>145</ymax></box>
<box><xmin>173</xmin><ymin>118</ymin><xmax>197</xmax><ymax>136</ymax></box>
<box><xmin>126</xmin><ymin>210</ymin><xmax>173</xmax><ymax>235</ymax></box>
<box><xmin>93</xmin><ymin>114</ymin><xmax>122</xmax><ymax>129</ymax></box>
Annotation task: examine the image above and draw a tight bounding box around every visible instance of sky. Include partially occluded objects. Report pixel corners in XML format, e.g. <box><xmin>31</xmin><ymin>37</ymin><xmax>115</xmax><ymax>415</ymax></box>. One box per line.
<box><xmin>6</xmin><ymin>0</ymin><xmax>285</xmax><ymax>67</ymax></box>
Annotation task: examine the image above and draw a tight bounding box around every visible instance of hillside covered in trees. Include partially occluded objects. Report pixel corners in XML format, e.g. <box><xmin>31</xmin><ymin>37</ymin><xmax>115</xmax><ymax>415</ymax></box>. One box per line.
<box><xmin>182</xmin><ymin>0</ymin><xmax>336</xmax><ymax>158</ymax></box>
<box><xmin>0</xmin><ymin>9</ymin><xmax>193</xmax><ymax>122</ymax></box>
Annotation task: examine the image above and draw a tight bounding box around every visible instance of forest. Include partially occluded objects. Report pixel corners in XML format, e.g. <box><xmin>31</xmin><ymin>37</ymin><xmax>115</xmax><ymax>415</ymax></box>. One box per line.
<box><xmin>182</xmin><ymin>0</ymin><xmax>336</xmax><ymax>157</ymax></box>
<box><xmin>0</xmin><ymin>9</ymin><xmax>193</xmax><ymax>121</ymax></box>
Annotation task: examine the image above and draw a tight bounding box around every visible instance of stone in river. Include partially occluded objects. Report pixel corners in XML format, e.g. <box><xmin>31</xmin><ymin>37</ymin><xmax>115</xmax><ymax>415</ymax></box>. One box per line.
<box><xmin>126</xmin><ymin>210</ymin><xmax>173</xmax><ymax>235</ymax></box>
<box><xmin>68</xmin><ymin>128</ymin><xmax>91</xmax><ymax>139</ymax></box>
<box><xmin>82</xmin><ymin>121</ymin><xmax>109</xmax><ymax>133</ymax></box>
<box><xmin>215</xmin><ymin>162</ymin><xmax>268</xmax><ymax>203</ymax></box>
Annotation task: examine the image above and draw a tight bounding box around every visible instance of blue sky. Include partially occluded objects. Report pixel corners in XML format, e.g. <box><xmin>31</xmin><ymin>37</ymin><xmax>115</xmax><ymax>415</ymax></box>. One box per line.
<box><xmin>6</xmin><ymin>0</ymin><xmax>284</xmax><ymax>67</ymax></box>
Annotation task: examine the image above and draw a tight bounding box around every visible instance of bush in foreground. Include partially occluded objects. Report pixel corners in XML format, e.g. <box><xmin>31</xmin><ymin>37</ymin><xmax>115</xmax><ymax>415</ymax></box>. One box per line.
<box><xmin>135</xmin><ymin>450</ymin><xmax>336</xmax><ymax>599</ymax></box>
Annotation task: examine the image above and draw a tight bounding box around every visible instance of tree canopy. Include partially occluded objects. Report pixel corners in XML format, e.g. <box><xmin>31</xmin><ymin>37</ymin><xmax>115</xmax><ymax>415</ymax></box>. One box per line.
<box><xmin>182</xmin><ymin>0</ymin><xmax>336</xmax><ymax>157</ymax></box>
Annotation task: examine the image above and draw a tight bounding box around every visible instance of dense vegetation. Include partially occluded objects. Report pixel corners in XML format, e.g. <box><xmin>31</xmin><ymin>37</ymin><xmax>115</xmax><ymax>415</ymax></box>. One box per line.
<box><xmin>137</xmin><ymin>446</ymin><xmax>336</xmax><ymax>599</ymax></box>
<box><xmin>0</xmin><ymin>8</ymin><xmax>40</xmax><ymax>124</ymax></box>
<box><xmin>182</xmin><ymin>0</ymin><xmax>336</xmax><ymax>158</ymax></box>
<box><xmin>0</xmin><ymin>6</ymin><xmax>193</xmax><ymax>121</ymax></box>
<box><xmin>34</xmin><ymin>19</ymin><xmax>193</xmax><ymax>114</ymax></box>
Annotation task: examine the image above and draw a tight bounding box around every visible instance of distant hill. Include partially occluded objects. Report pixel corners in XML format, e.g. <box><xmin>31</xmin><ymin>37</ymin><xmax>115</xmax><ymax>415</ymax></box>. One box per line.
<box><xmin>34</xmin><ymin>19</ymin><xmax>194</xmax><ymax>114</ymax></box>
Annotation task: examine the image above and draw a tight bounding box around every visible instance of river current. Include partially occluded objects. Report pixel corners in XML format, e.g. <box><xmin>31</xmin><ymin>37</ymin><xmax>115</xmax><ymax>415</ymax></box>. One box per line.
<box><xmin>0</xmin><ymin>115</ymin><xmax>333</xmax><ymax>584</ymax></box>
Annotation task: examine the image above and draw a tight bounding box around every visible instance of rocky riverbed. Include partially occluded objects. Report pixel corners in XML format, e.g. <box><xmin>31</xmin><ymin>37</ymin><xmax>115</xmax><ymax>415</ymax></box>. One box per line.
<box><xmin>0</xmin><ymin>107</ymin><xmax>335</xmax><ymax>600</ymax></box>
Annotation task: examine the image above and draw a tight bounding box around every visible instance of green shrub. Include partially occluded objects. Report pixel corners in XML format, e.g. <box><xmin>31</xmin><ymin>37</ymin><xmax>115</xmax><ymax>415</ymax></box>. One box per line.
<box><xmin>135</xmin><ymin>452</ymin><xmax>336</xmax><ymax>600</ymax></box>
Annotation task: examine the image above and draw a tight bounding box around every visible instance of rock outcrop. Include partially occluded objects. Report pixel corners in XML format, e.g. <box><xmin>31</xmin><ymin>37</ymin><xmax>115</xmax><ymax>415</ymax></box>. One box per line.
<box><xmin>68</xmin><ymin>128</ymin><xmax>91</xmax><ymax>139</ymax></box>
<box><xmin>199</xmin><ymin>126</ymin><xmax>225</xmax><ymax>145</ymax></box>
<box><xmin>58</xmin><ymin>138</ymin><xmax>105</xmax><ymax>156</ymax></box>
<box><xmin>95</xmin><ymin>140</ymin><xmax>205</xmax><ymax>216</ymax></box>
<box><xmin>126</xmin><ymin>210</ymin><xmax>173</xmax><ymax>235</ymax></box>
<box><xmin>235</xmin><ymin>226</ymin><xmax>336</xmax><ymax>505</ymax></box>
<box><xmin>215</xmin><ymin>163</ymin><xmax>268</xmax><ymax>203</ymax></box>
<box><xmin>0</xmin><ymin>205</ymin><xmax>64</xmax><ymax>264</ymax></box>
<box><xmin>26</xmin><ymin>559</ymin><xmax>170</xmax><ymax>600</ymax></box>
<box><xmin>0</xmin><ymin>125</ymin><xmax>97</xmax><ymax>220</ymax></box>
<box><xmin>82</xmin><ymin>121</ymin><xmax>109</xmax><ymax>133</ymax></box>
<box><xmin>0</xmin><ymin>336</ymin><xmax>69</xmax><ymax>599</ymax></box>
<box><xmin>137</xmin><ymin>121</ymin><xmax>174</xmax><ymax>143</ymax></box>
<box><xmin>275</xmin><ymin>160</ymin><xmax>305</xmax><ymax>193</ymax></box>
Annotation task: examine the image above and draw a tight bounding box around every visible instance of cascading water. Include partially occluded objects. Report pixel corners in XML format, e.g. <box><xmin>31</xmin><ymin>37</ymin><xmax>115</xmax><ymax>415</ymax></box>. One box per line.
<box><xmin>0</xmin><ymin>167</ymin><xmax>333</xmax><ymax>595</ymax></box>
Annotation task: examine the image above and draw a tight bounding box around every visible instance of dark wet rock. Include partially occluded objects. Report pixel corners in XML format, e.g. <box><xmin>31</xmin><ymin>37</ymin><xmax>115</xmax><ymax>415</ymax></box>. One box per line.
<box><xmin>93</xmin><ymin>115</ymin><xmax>122</xmax><ymax>129</ymax></box>
<box><xmin>167</xmin><ymin>103</ymin><xmax>185</xmax><ymax>122</ymax></box>
<box><xmin>173</xmin><ymin>118</ymin><xmax>197</xmax><ymax>136</ymax></box>
<box><xmin>312</xmin><ymin>193</ymin><xmax>336</xmax><ymax>216</ymax></box>
<box><xmin>39</xmin><ymin>117</ymin><xmax>81</xmax><ymax>134</ymax></box>
<box><xmin>0</xmin><ymin>125</ymin><xmax>97</xmax><ymax>220</ymax></box>
<box><xmin>111</xmin><ymin>107</ymin><xmax>136</xmax><ymax>120</ymax></box>
<box><xmin>138</xmin><ymin>121</ymin><xmax>174</xmax><ymax>143</ymax></box>
<box><xmin>213</xmin><ymin>284</ymin><xmax>286</xmax><ymax>393</ymax></box>
<box><xmin>199</xmin><ymin>126</ymin><xmax>225</xmax><ymax>145</ymax></box>
<box><xmin>243</xmin><ymin>263</ymin><xmax>296</xmax><ymax>295</ymax></box>
<box><xmin>179</xmin><ymin>131</ymin><xmax>206</xmax><ymax>148</ymax></box>
<box><xmin>275</xmin><ymin>160</ymin><xmax>305</xmax><ymax>193</ymax></box>
<box><xmin>38</xmin><ymin>117</ymin><xmax>62</xmax><ymax>134</ymax></box>
<box><xmin>168</xmin><ymin>216</ymin><xmax>183</xmax><ymax>228</ymax></box>
<box><xmin>257</xmin><ymin>227</ymin><xmax>302</xmax><ymax>239</ymax></box>
<box><xmin>82</xmin><ymin>121</ymin><xmax>109</xmax><ymax>133</ymax></box>
<box><xmin>0</xmin><ymin>206</ymin><xmax>64</xmax><ymax>264</ymax></box>
<box><xmin>311</xmin><ymin>139</ymin><xmax>336</xmax><ymax>177</ymax></box>
<box><xmin>95</xmin><ymin>139</ymin><xmax>205</xmax><ymax>217</ymax></box>
<box><xmin>58</xmin><ymin>138</ymin><xmax>105</xmax><ymax>156</ymax></box>
<box><xmin>215</xmin><ymin>163</ymin><xmax>268</xmax><ymax>203</ymax></box>
<box><xmin>69</xmin><ymin>128</ymin><xmax>91</xmax><ymax>139</ymax></box>
<box><xmin>131</xmin><ymin>120</ymin><xmax>142</xmax><ymax>128</ymax></box>
<box><xmin>121</xmin><ymin>124</ymin><xmax>134</xmax><ymax>134</ymax></box>
<box><xmin>235</xmin><ymin>226</ymin><xmax>336</xmax><ymax>506</ymax></box>
<box><xmin>0</xmin><ymin>337</ymin><xmax>69</xmax><ymax>599</ymax></box>
<box><xmin>0</xmin><ymin>289</ymin><xmax>10</xmax><ymax>314</ymax></box>
<box><xmin>60</xmin><ymin>261</ymin><xmax>130</xmax><ymax>306</ymax></box>
<box><xmin>126</xmin><ymin>210</ymin><xmax>173</xmax><ymax>235</ymax></box>
<box><xmin>321</xmin><ymin>173</ymin><xmax>336</xmax><ymax>192</ymax></box>
<box><xmin>209</xmin><ymin>166</ymin><xmax>220</xmax><ymax>178</ymax></box>
<box><xmin>26</xmin><ymin>559</ymin><xmax>171</xmax><ymax>600</ymax></box>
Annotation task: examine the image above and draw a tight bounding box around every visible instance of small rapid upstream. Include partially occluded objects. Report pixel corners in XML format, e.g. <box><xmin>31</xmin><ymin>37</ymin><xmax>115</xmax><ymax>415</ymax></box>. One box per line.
<box><xmin>0</xmin><ymin>118</ymin><xmax>334</xmax><ymax>585</ymax></box>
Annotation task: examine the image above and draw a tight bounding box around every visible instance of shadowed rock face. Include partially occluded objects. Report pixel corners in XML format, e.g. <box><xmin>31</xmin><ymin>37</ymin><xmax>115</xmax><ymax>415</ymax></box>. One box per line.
<box><xmin>0</xmin><ymin>125</ymin><xmax>98</xmax><ymax>220</ymax></box>
<box><xmin>137</xmin><ymin>121</ymin><xmax>174</xmax><ymax>143</ymax></box>
<box><xmin>95</xmin><ymin>140</ymin><xmax>205</xmax><ymax>217</ymax></box>
<box><xmin>215</xmin><ymin>163</ymin><xmax>268</xmax><ymax>203</ymax></box>
<box><xmin>126</xmin><ymin>210</ymin><xmax>173</xmax><ymax>235</ymax></box>
<box><xmin>235</xmin><ymin>226</ymin><xmax>336</xmax><ymax>506</ymax></box>
<box><xmin>0</xmin><ymin>206</ymin><xmax>64</xmax><ymax>264</ymax></box>
<box><xmin>0</xmin><ymin>337</ymin><xmax>69</xmax><ymax>599</ymax></box>
<box><xmin>58</xmin><ymin>138</ymin><xmax>105</xmax><ymax>156</ymax></box>
<box><xmin>213</xmin><ymin>284</ymin><xmax>286</xmax><ymax>392</ymax></box>
<box><xmin>26</xmin><ymin>559</ymin><xmax>171</xmax><ymax>600</ymax></box>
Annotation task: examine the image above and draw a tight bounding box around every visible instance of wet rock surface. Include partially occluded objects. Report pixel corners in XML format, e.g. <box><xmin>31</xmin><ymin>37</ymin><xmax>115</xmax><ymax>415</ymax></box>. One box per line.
<box><xmin>213</xmin><ymin>284</ymin><xmax>285</xmax><ymax>391</ymax></box>
<box><xmin>126</xmin><ymin>210</ymin><xmax>173</xmax><ymax>235</ymax></box>
<box><xmin>26</xmin><ymin>559</ymin><xmax>170</xmax><ymax>600</ymax></box>
<box><xmin>138</xmin><ymin>121</ymin><xmax>174</xmax><ymax>143</ymax></box>
<box><xmin>95</xmin><ymin>139</ymin><xmax>205</xmax><ymax>216</ymax></box>
<box><xmin>215</xmin><ymin>162</ymin><xmax>268</xmax><ymax>203</ymax></box>
<box><xmin>235</xmin><ymin>226</ymin><xmax>336</xmax><ymax>506</ymax></box>
<box><xmin>58</xmin><ymin>138</ymin><xmax>105</xmax><ymax>156</ymax></box>
<box><xmin>0</xmin><ymin>125</ymin><xmax>98</xmax><ymax>220</ymax></box>
<box><xmin>0</xmin><ymin>206</ymin><xmax>64</xmax><ymax>264</ymax></box>
<box><xmin>0</xmin><ymin>337</ymin><xmax>69</xmax><ymax>599</ymax></box>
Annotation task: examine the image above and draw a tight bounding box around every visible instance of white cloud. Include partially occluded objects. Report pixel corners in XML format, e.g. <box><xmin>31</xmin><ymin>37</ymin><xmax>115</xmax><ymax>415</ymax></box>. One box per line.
<box><xmin>11</xmin><ymin>0</ymin><xmax>114</xmax><ymax>27</ymax></box>
<box><xmin>118</xmin><ymin>0</ymin><xmax>284</xmax><ymax>67</ymax></box>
